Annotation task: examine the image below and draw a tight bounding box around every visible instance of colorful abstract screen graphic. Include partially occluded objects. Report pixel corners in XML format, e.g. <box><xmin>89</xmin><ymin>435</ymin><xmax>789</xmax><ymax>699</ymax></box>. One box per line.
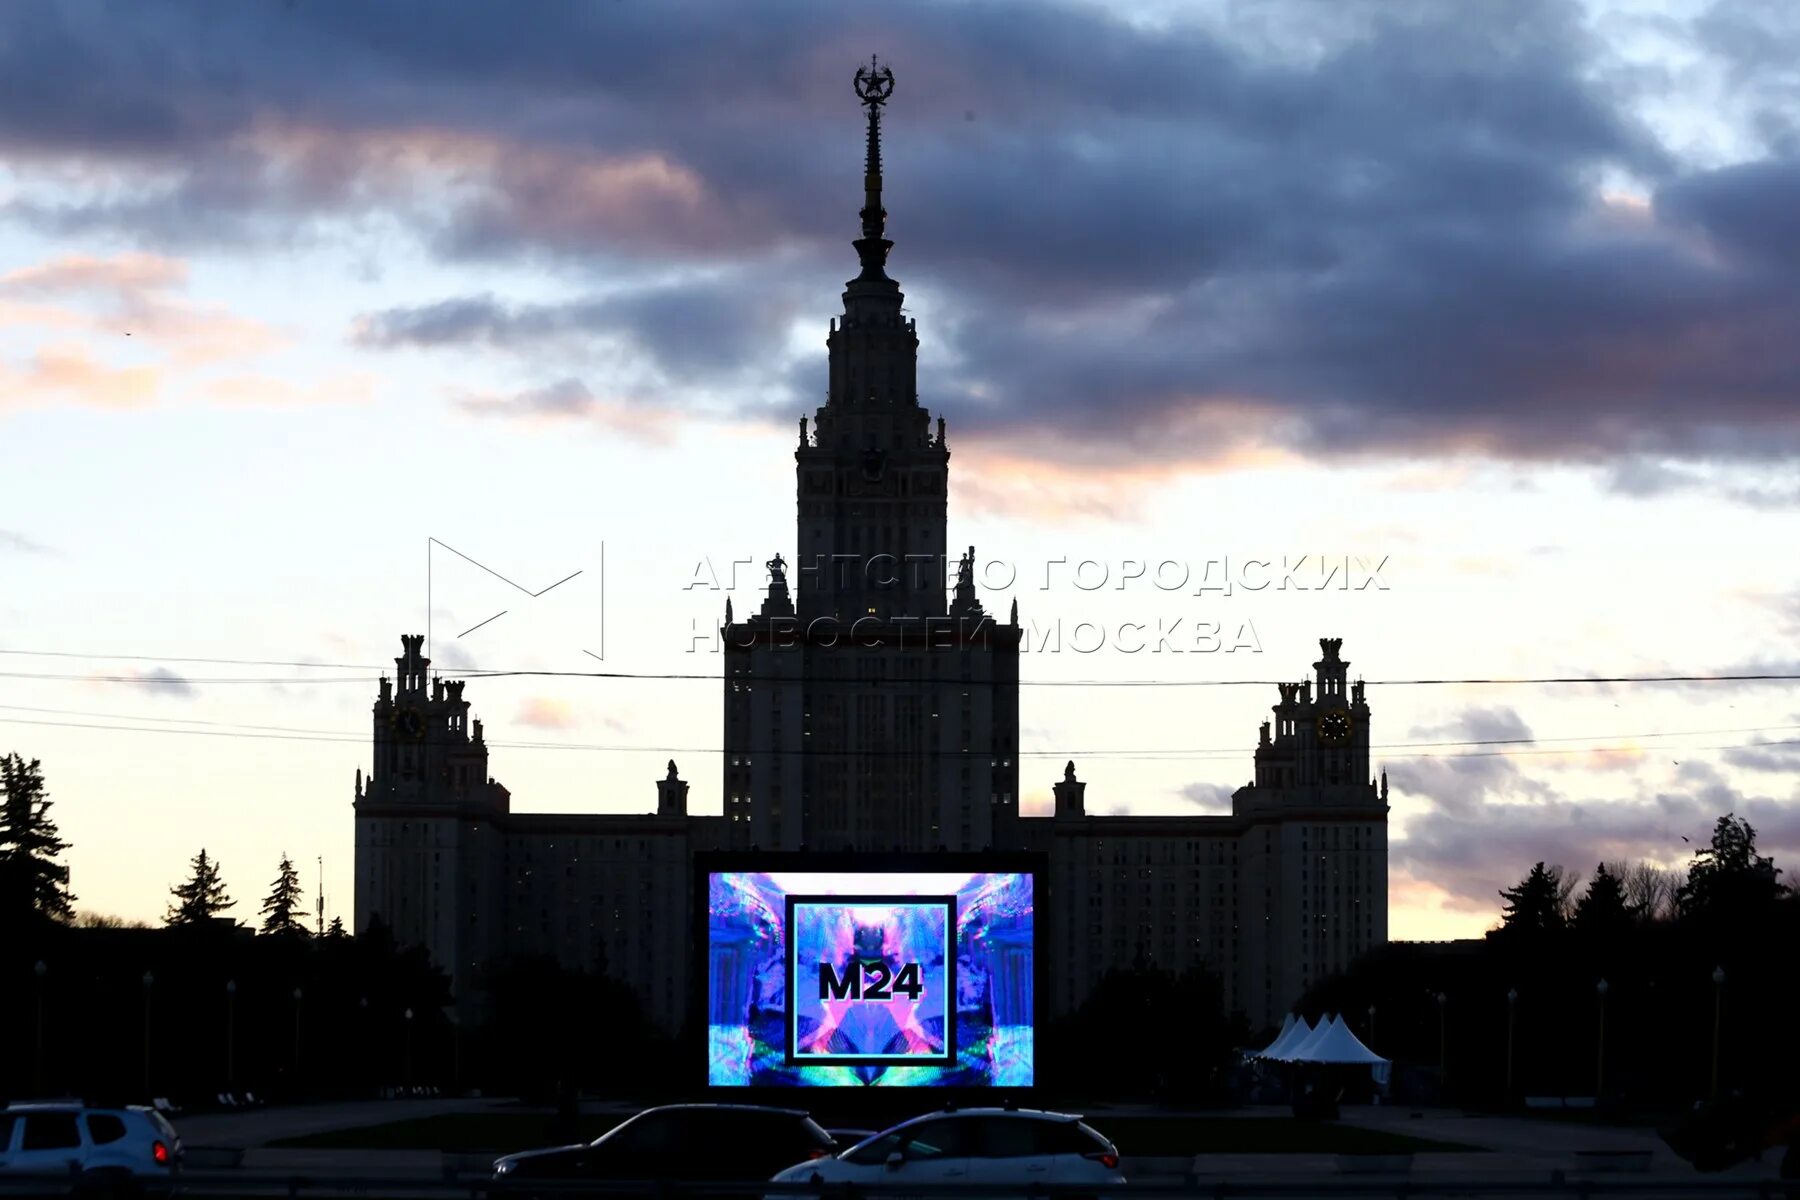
<box><xmin>787</xmin><ymin>896</ymin><xmax>955</xmax><ymax>1066</ymax></box>
<box><xmin>706</xmin><ymin>869</ymin><xmax>1034</xmax><ymax>1087</ymax></box>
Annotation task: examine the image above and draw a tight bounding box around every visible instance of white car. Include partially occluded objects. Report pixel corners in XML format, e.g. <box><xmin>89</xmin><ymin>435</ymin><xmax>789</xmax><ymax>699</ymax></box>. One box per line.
<box><xmin>770</xmin><ymin>1107</ymin><xmax>1124</xmax><ymax>1195</ymax></box>
<box><xmin>0</xmin><ymin>1102</ymin><xmax>183</xmax><ymax>1197</ymax></box>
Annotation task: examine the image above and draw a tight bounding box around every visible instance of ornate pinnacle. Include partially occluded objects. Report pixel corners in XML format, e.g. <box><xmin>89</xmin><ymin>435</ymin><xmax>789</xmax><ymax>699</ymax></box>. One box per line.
<box><xmin>852</xmin><ymin>55</ymin><xmax>895</xmax><ymax>278</ymax></box>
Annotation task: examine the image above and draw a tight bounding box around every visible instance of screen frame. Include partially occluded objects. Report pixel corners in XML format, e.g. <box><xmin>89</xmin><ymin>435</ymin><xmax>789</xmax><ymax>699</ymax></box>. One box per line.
<box><xmin>783</xmin><ymin>892</ymin><xmax>959</xmax><ymax>1068</ymax></box>
<box><xmin>694</xmin><ymin>849</ymin><xmax>1046</xmax><ymax>1092</ymax></box>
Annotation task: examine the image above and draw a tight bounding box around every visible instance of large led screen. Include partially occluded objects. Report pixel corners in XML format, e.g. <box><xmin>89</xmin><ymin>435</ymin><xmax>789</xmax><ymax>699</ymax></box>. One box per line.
<box><xmin>706</xmin><ymin>869</ymin><xmax>1034</xmax><ymax>1087</ymax></box>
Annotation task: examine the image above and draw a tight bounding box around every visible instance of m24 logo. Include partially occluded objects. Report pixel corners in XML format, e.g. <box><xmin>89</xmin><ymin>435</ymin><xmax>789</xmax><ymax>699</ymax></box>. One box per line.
<box><xmin>818</xmin><ymin>961</ymin><xmax>924</xmax><ymax>1002</ymax></box>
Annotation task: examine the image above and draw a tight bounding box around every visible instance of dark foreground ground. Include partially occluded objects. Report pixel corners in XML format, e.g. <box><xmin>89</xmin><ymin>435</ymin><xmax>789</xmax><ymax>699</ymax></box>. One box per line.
<box><xmin>132</xmin><ymin>1096</ymin><xmax>1791</xmax><ymax>1198</ymax></box>
<box><xmin>267</xmin><ymin>1109</ymin><xmax>1479</xmax><ymax>1156</ymax></box>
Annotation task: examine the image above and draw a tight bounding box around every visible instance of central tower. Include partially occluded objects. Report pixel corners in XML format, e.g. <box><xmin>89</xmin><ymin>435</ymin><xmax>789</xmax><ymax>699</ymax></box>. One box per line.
<box><xmin>722</xmin><ymin>58</ymin><xmax>1021</xmax><ymax>854</ymax></box>
<box><xmin>796</xmin><ymin>57</ymin><xmax>947</xmax><ymax>624</ymax></box>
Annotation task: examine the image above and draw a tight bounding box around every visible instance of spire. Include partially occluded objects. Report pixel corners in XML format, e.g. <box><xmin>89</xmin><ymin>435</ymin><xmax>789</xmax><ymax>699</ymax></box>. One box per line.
<box><xmin>851</xmin><ymin>55</ymin><xmax>895</xmax><ymax>281</ymax></box>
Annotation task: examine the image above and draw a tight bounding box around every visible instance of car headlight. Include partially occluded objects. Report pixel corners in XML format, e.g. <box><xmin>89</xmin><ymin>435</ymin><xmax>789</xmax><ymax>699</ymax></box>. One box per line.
<box><xmin>494</xmin><ymin>1160</ymin><xmax>514</xmax><ymax>1176</ymax></box>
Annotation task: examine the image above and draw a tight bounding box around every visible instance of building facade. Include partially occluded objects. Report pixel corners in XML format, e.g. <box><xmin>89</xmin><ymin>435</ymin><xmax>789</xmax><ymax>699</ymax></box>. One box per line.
<box><xmin>354</xmin><ymin>67</ymin><xmax>1387</xmax><ymax>1031</ymax></box>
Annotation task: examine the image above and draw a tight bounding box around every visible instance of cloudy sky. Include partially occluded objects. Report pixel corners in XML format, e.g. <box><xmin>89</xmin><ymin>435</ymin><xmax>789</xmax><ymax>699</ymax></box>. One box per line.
<box><xmin>3</xmin><ymin>0</ymin><xmax>1798</xmax><ymax>937</ymax></box>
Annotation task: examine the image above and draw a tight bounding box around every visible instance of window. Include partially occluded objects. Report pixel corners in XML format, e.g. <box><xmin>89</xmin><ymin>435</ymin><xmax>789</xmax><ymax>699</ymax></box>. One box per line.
<box><xmin>844</xmin><ymin>1131</ymin><xmax>905</xmax><ymax>1166</ymax></box>
<box><xmin>900</xmin><ymin>1118</ymin><xmax>981</xmax><ymax>1159</ymax></box>
<box><xmin>973</xmin><ymin>1116</ymin><xmax>1062</xmax><ymax>1158</ymax></box>
<box><xmin>0</xmin><ymin>1115</ymin><xmax>13</xmax><ymax>1152</ymax></box>
<box><xmin>22</xmin><ymin>1113</ymin><xmax>82</xmax><ymax>1150</ymax></box>
<box><xmin>841</xmin><ymin>1118</ymin><xmax>981</xmax><ymax>1166</ymax></box>
<box><xmin>86</xmin><ymin>1114</ymin><xmax>127</xmax><ymax>1145</ymax></box>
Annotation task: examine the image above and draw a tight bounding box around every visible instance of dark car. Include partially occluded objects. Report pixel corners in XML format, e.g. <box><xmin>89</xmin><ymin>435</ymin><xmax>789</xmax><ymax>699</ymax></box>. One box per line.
<box><xmin>493</xmin><ymin>1103</ymin><xmax>835</xmax><ymax>1192</ymax></box>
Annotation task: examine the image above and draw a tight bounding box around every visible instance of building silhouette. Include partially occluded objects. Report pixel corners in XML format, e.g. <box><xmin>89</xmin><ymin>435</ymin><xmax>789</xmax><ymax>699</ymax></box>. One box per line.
<box><xmin>354</xmin><ymin>64</ymin><xmax>1387</xmax><ymax>1030</ymax></box>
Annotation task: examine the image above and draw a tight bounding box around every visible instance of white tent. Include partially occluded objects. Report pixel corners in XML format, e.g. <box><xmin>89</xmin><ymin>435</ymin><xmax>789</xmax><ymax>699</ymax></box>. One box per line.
<box><xmin>1287</xmin><ymin>1015</ymin><xmax>1388</xmax><ymax>1065</ymax></box>
<box><xmin>1258</xmin><ymin>1015</ymin><xmax>1313</xmax><ymax>1060</ymax></box>
<box><xmin>1277</xmin><ymin>1013</ymin><xmax>1337</xmax><ymax>1061</ymax></box>
<box><xmin>1253</xmin><ymin>1013</ymin><xmax>1296</xmax><ymax>1058</ymax></box>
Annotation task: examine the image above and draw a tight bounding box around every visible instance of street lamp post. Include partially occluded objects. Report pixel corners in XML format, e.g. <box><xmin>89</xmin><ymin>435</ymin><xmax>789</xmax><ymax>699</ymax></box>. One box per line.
<box><xmin>33</xmin><ymin>961</ymin><xmax>48</xmax><ymax>1091</ymax></box>
<box><xmin>449</xmin><ymin>1009</ymin><xmax>461</xmax><ymax>1093</ymax></box>
<box><xmin>1596</xmin><ymin>979</ymin><xmax>1609</xmax><ymax>1102</ymax></box>
<box><xmin>358</xmin><ymin>997</ymin><xmax>369</xmax><ymax>1095</ymax></box>
<box><xmin>225</xmin><ymin>980</ymin><xmax>237</xmax><ymax>1094</ymax></box>
<box><xmin>1506</xmin><ymin>988</ymin><xmax>1519</xmax><ymax>1100</ymax></box>
<box><xmin>142</xmin><ymin>972</ymin><xmax>155</xmax><ymax>1097</ymax></box>
<box><xmin>403</xmin><ymin>1008</ymin><xmax>414</xmax><ymax>1091</ymax></box>
<box><xmin>292</xmin><ymin>988</ymin><xmax>304</xmax><ymax>1087</ymax></box>
<box><xmin>1706</xmin><ymin>964</ymin><xmax>1720</xmax><ymax>1101</ymax></box>
<box><xmin>1436</xmin><ymin>992</ymin><xmax>1448</xmax><ymax>1091</ymax></box>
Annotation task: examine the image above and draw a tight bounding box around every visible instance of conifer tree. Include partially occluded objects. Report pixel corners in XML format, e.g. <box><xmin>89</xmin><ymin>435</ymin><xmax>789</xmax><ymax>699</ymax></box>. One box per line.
<box><xmin>1678</xmin><ymin>814</ymin><xmax>1782</xmax><ymax>921</ymax></box>
<box><xmin>166</xmin><ymin>848</ymin><xmax>234</xmax><ymax>925</ymax></box>
<box><xmin>1573</xmin><ymin>862</ymin><xmax>1634</xmax><ymax>937</ymax></box>
<box><xmin>259</xmin><ymin>852</ymin><xmax>307</xmax><ymax>935</ymax></box>
<box><xmin>0</xmin><ymin>753</ymin><xmax>75</xmax><ymax>921</ymax></box>
<box><xmin>1496</xmin><ymin>861</ymin><xmax>1567</xmax><ymax>937</ymax></box>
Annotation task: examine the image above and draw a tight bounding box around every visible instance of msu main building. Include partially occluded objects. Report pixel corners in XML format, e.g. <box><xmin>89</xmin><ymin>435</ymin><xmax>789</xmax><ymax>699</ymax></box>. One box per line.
<box><xmin>354</xmin><ymin>65</ymin><xmax>1388</xmax><ymax>1033</ymax></box>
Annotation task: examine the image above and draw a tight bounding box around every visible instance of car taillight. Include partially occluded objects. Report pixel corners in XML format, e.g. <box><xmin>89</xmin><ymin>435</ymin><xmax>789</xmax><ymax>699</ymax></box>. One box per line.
<box><xmin>152</xmin><ymin>1141</ymin><xmax>170</xmax><ymax>1166</ymax></box>
<box><xmin>1084</xmin><ymin>1151</ymin><xmax>1119</xmax><ymax>1170</ymax></box>
<box><xmin>808</xmin><ymin>1148</ymin><xmax>831</xmax><ymax>1160</ymax></box>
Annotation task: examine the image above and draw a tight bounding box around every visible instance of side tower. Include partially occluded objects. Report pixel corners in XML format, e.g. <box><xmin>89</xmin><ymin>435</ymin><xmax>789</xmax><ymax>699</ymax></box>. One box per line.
<box><xmin>353</xmin><ymin>634</ymin><xmax>508</xmax><ymax>1012</ymax></box>
<box><xmin>1234</xmin><ymin>637</ymin><xmax>1388</xmax><ymax>1024</ymax></box>
<box><xmin>722</xmin><ymin>59</ymin><xmax>1021</xmax><ymax>852</ymax></box>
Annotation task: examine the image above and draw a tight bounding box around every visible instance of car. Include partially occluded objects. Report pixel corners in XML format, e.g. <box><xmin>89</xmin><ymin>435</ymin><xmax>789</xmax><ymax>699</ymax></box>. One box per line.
<box><xmin>0</xmin><ymin>1101</ymin><xmax>183</xmax><ymax>1198</ymax></box>
<box><xmin>770</xmin><ymin>1107</ymin><xmax>1124</xmax><ymax>1196</ymax></box>
<box><xmin>492</xmin><ymin>1103</ymin><xmax>836</xmax><ymax>1191</ymax></box>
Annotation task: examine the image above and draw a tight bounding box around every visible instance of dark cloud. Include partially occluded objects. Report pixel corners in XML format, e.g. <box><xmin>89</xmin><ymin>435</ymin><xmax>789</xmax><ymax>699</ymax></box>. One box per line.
<box><xmin>0</xmin><ymin>529</ymin><xmax>54</xmax><ymax>555</ymax></box>
<box><xmin>1604</xmin><ymin>459</ymin><xmax>1800</xmax><ymax>509</ymax></box>
<box><xmin>8</xmin><ymin>0</ymin><xmax>1800</xmax><ymax>471</ymax></box>
<box><xmin>1393</xmin><ymin>729</ymin><xmax>1800</xmax><ymax>910</ymax></box>
<box><xmin>1179</xmin><ymin>781</ymin><xmax>1235</xmax><ymax>813</ymax></box>
<box><xmin>1720</xmin><ymin>738</ymin><xmax>1800</xmax><ymax>774</ymax></box>
<box><xmin>455</xmin><ymin>378</ymin><xmax>677</xmax><ymax>444</ymax></box>
<box><xmin>128</xmin><ymin>667</ymin><xmax>195</xmax><ymax>698</ymax></box>
<box><xmin>355</xmin><ymin>276</ymin><xmax>808</xmax><ymax>381</ymax></box>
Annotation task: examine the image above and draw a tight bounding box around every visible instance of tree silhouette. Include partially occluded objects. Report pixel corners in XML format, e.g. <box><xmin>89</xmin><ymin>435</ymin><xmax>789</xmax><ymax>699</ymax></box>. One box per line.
<box><xmin>1614</xmin><ymin>859</ymin><xmax>1680</xmax><ymax>922</ymax></box>
<box><xmin>1679</xmin><ymin>814</ymin><xmax>1783</xmax><ymax>924</ymax></box>
<box><xmin>0</xmin><ymin>753</ymin><xmax>75</xmax><ymax>921</ymax></box>
<box><xmin>1496</xmin><ymin>862</ymin><xmax>1566</xmax><ymax>938</ymax></box>
<box><xmin>166</xmin><ymin>848</ymin><xmax>235</xmax><ymax>925</ymax></box>
<box><xmin>1573</xmin><ymin>862</ymin><xmax>1635</xmax><ymax>938</ymax></box>
<box><xmin>326</xmin><ymin>915</ymin><xmax>347</xmax><ymax>938</ymax></box>
<box><xmin>259</xmin><ymin>853</ymin><xmax>307</xmax><ymax>936</ymax></box>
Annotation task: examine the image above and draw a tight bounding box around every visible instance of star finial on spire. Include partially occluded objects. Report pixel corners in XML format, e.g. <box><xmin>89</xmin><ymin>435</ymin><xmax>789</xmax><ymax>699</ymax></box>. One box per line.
<box><xmin>851</xmin><ymin>56</ymin><xmax>896</xmax><ymax>279</ymax></box>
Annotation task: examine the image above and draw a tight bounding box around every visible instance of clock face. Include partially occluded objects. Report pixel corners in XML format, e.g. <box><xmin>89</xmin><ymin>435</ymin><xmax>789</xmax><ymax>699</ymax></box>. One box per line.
<box><xmin>861</xmin><ymin>448</ymin><xmax>887</xmax><ymax>481</ymax></box>
<box><xmin>1316</xmin><ymin>708</ymin><xmax>1353</xmax><ymax>746</ymax></box>
<box><xmin>393</xmin><ymin>705</ymin><xmax>426</xmax><ymax>740</ymax></box>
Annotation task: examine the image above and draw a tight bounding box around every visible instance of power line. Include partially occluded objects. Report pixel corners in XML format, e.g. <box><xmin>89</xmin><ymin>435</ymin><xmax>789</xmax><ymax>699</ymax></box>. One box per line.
<box><xmin>3</xmin><ymin>657</ymin><xmax>1799</xmax><ymax>690</ymax></box>
<box><xmin>6</xmin><ymin>701</ymin><xmax>1799</xmax><ymax>754</ymax></box>
<box><xmin>2</xmin><ymin>705</ymin><xmax>1797</xmax><ymax>763</ymax></box>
